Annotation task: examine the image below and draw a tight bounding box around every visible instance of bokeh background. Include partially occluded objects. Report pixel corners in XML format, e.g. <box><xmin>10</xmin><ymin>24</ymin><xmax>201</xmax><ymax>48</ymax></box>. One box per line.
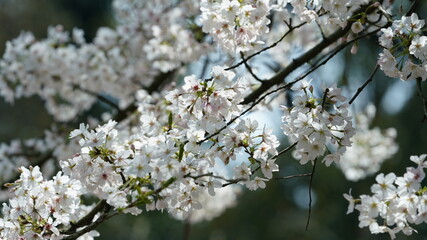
<box><xmin>0</xmin><ymin>1</ymin><xmax>426</xmax><ymax>239</ymax></box>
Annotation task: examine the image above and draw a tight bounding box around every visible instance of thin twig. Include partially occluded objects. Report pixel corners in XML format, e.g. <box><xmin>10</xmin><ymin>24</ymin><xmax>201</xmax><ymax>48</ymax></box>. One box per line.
<box><xmin>199</xmin><ymin>56</ymin><xmax>210</xmax><ymax>79</ymax></box>
<box><xmin>405</xmin><ymin>0</ymin><xmax>420</xmax><ymax>16</ymax></box>
<box><xmin>74</xmin><ymin>85</ymin><xmax>120</xmax><ymax>110</ymax></box>
<box><xmin>2</xmin><ymin>150</ymin><xmax>54</xmax><ymax>190</ymax></box>
<box><xmin>270</xmin><ymin>142</ymin><xmax>297</xmax><ymax>160</ymax></box>
<box><xmin>240</xmin><ymin>52</ymin><xmax>264</xmax><ymax>82</ymax></box>
<box><xmin>315</xmin><ymin>20</ymin><xmax>326</xmax><ymax>40</ymax></box>
<box><xmin>321</xmin><ymin>88</ymin><xmax>329</xmax><ymax>112</ymax></box>
<box><xmin>275</xmin><ymin>173</ymin><xmax>311</xmax><ymax>180</ymax></box>
<box><xmin>225</xmin><ymin>21</ymin><xmax>307</xmax><ymax>71</ymax></box>
<box><xmin>348</xmin><ymin>64</ymin><xmax>379</xmax><ymax>105</ymax></box>
<box><xmin>416</xmin><ymin>78</ymin><xmax>427</xmax><ymax>122</ymax></box>
<box><xmin>63</xmin><ymin>177</ymin><xmax>177</xmax><ymax>239</ymax></box>
<box><xmin>306</xmin><ymin>157</ymin><xmax>318</xmax><ymax>231</ymax></box>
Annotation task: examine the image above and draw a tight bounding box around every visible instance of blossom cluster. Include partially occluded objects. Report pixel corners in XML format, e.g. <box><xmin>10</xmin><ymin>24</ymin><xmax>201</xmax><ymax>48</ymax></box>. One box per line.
<box><xmin>0</xmin><ymin>126</ymin><xmax>84</xmax><ymax>201</ymax></box>
<box><xmin>0</xmin><ymin>166</ymin><xmax>98</xmax><ymax>239</ymax></box>
<box><xmin>200</xmin><ymin>0</ymin><xmax>271</xmax><ymax>54</ymax></box>
<box><xmin>272</xmin><ymin>0</ymin><xmax>383</xmax><ymax>33</ymax></box>
<box><xmin>0</xmin><ymin>65</ymin><xmax>283</xmax><ymax>239</ymax></box>
<box><xmin>281</xmin><ymin>80</ymin><xmax>355</xmax><ymax>166</ymax></box>
<box><xmin>0</xmin><ymin>0</ymin><xmax>424</xmax><ymax>239</ymax></box>
<box><xmin>164</xmin><ymin>66</ymin><xmax>280</xmax><ymax>188</ymax></box>
<box><xmin>59</xmin><ymin>66</ymin><xmax>281</xmax><ymax>220</ymax></box>
<box><xmin>345</xmin><ymin>154</ymin><xmax>427</xmax><ymax>239</ymax></box>
<box><xmin>378</xmin><ymin>13</ymin><xmax>427</xmax><ymax>81</ymax></box>
<box><xmin>0</xmin><ymin>0</ymin><xmax>208</xmax><ymax>121</ymax></box>
<box><xmin>339</xmin><ymin>105</ymin><xmax>398</xmax><ymax>181</ymax></box>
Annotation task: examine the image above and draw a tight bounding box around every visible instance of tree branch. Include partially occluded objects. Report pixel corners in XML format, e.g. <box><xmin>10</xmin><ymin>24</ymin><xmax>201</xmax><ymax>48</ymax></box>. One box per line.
<box><xmin>348</xmin><ymin>64</ymin><xmax>379</xmax><ymax>105</ymax></box>
<box><xmin>63</xmin><ymin>200</ymin><xmax>108</xmax><ymax>235</ymax></box>
<box><xmin>242</xmin><ymin>23</ymin><xmax>352</xmax><ymax>105</ymax></box>
<box><xmin>275</xmin><ymin>173</ymin><xmax>312</xmax><ymax>180</ymax></box>
<box><xmin>416</xmin><ymin>78</ymin><xmax>427</xmax><ymax>122</ymax></box>
<box><xmin>241</xmin><ymin>4</ymin><xmax>375</xmax><ymax>105</ymax></box>
<box><xmin>306</xmin><ymin>157</ymin><xmax>318</xmax><ymax>231</ymax></box>
<box><xmin>74</xmin><ymin>85</ymin><xmax>120</xmax><ymax>111</ymax></box>
<box><xmin>113</xmin><ymin>70</ymin><xmax>176</xmax><ymax>122</ymax></box>
<box><xmin>240</xmin><ymin>52</ymin><xmax>264</xmax><ymax>82</ymax></box>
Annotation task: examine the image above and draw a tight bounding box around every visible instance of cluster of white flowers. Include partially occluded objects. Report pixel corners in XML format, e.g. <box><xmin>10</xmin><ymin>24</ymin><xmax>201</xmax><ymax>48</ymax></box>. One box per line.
<box><xmin>164</xmin><ymin>66</ymin><xmax>280</xmax><ymax>188</ymax></box>
<box><xmin>0</xmin><ymin>0</ymin><xmax>425</xmax><ymax>239</ymax></box>
<box><xmin>0</xmin><ymin>166</ymin><xmax>98</xmax><ymax>240</ymax></box>
<box><xmin>174</xmin><ymin>186</ymin><xmax>240</xmax><ymax>223</ymax></box>
<box><xmin>339</xmin><ymin>105</ymin><xmax>398</xmax><ymax>181</ymax></box>
<box><xmin>345</xmin><ymin>154</ymin><xmax>427</xmax><ymax>239</ymax></box>
<box><xmin>0</xmin><ymin>127</ymin><xmax>82</xmax><ymax>199</ymax></box>
<box><xmin>378</xmin><ymin>13</ymin><xmax>427</xmax><ymax>81</ymax></box>
<box><xmin>267</xmin><ymin>1</ymin><xmax>389</xmax><ymax>70</ymax></box>
<box><xmin>272</xmin><ymin>0</ymin><xmax>380</xmax><ymax>33</ymax></box>
<box><xmin>0</xmin><ymin>64</ymin><xmax>283</xmax><ymax>238</ymax></box>
<box><xmin>200</xmin><ymin>0</ymin><xmax>271</xmax><ymax>54</ymax></box>
<box><xmin>0</xmin><ymin>0</ymin><xmax>208</xmax><ymax>121</ymax></box>
<box><xmin>281</xmin><ymin>80</ymin><xmax>355</xmax><ymax>166</ymax></box>
<box><xmin>113</xmin><ymin>0</ymin><xmax>209</xmax><ymax>72</ymax></box>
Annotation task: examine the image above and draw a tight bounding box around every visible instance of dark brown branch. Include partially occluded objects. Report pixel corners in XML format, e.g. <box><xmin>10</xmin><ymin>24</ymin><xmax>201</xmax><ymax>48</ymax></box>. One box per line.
<box><xmin>306</xmin><ymin>157</ymin><xmax>318</xmax><ymax>231</ymax></box>
<box><xmin>416</xmin><ymin>78</ymin><xmax>427</xmax><ymax>122</ymax></box>
<box><xmin>321</xmin><ymin>88</ymin><xmax>329</xmax><ymax>112</ymax></box>
<box><xmin>405</xmin><ymin>0</ymin><xmax>420</xmax><ymax>16</ymax></box>
<box><xmin>113</xmin><ymin>70</ymin><xmax>176</xmax><ymax>122</ymax></box>
<box><xmin>64</xmin><ymin>200</ymin><xmax>108</xmax><ymax>235</ymax></box>
<box><xmin>254</xmin><ymin>26</ymin><xmax>381</xmax><ymax>109</ymax></box>
<box><xmin>62</xmin><ymin>205</ymin><xmax>113</xmax><ymax>240</ymax></box>
<box><xmin>348</xmin><ymin>64</ymin><xmax>379</xmax><ymax>105</ymax></box>
<box><xmin>297</xmin><ymin>27</ymin><xmax>382</xmax><ymax>87</ymax></box>
<box><xmin>198</xmin><ymin>26</ymin><xmax>381</xmax><ymax>145</ymax></box>
<box><xmin>241</xmin><ymin>4</ymin><xmax>375</xmax><ymax>105</ymax></box>
<box><xmin>242</xmin><ymin>22</ymin><xmax>352</xmax><ymax>105</ymax></box>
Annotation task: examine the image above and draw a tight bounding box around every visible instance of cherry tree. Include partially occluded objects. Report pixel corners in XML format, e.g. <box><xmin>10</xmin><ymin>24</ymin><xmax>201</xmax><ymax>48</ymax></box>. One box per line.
<box><xmin>0</xmin><ymin>0</ymin><xmax>426</xmax><ymax>239</ymax></box>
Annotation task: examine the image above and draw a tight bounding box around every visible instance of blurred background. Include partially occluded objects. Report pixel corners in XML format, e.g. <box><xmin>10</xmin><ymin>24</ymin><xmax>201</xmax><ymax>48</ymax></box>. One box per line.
<box><xmin>0</xmin><ymin>0</ymin><xmax>426</xmax><ymax>239</ymax></box>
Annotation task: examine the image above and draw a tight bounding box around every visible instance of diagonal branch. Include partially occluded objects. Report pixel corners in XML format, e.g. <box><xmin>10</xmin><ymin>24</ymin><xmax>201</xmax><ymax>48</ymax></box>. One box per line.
<box><xmin>63</xmin><ymin>200</ymin><xmax>108</xmax><ymax>235</ymax></box>
<box><xmin>241</xmin><ymin>4</ymin><xmax>376</xmax><ymax>105</ymax></box>
<box><xmin>198</xmin><ymin>26</ymin><xmax>381</xmax><ymax>145</ymax></box>
<box><xmin>242</xmin><ymin>23</ymin><xmax>353</xmax><ymax>105</ymax></box>
<box><xmin>74</xmin><ymin>85</ymin><xmax>120</xmax><ymax>110</ymax></box>
<box><xmin>225</xmin><ymin>20</ymin><xmax>307</xmax><ymax>71</ymax></box>
<box><xmin>348</xmin><ymin>64</ymin><xmax>380</xmax><ymax>105</ymax></box>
